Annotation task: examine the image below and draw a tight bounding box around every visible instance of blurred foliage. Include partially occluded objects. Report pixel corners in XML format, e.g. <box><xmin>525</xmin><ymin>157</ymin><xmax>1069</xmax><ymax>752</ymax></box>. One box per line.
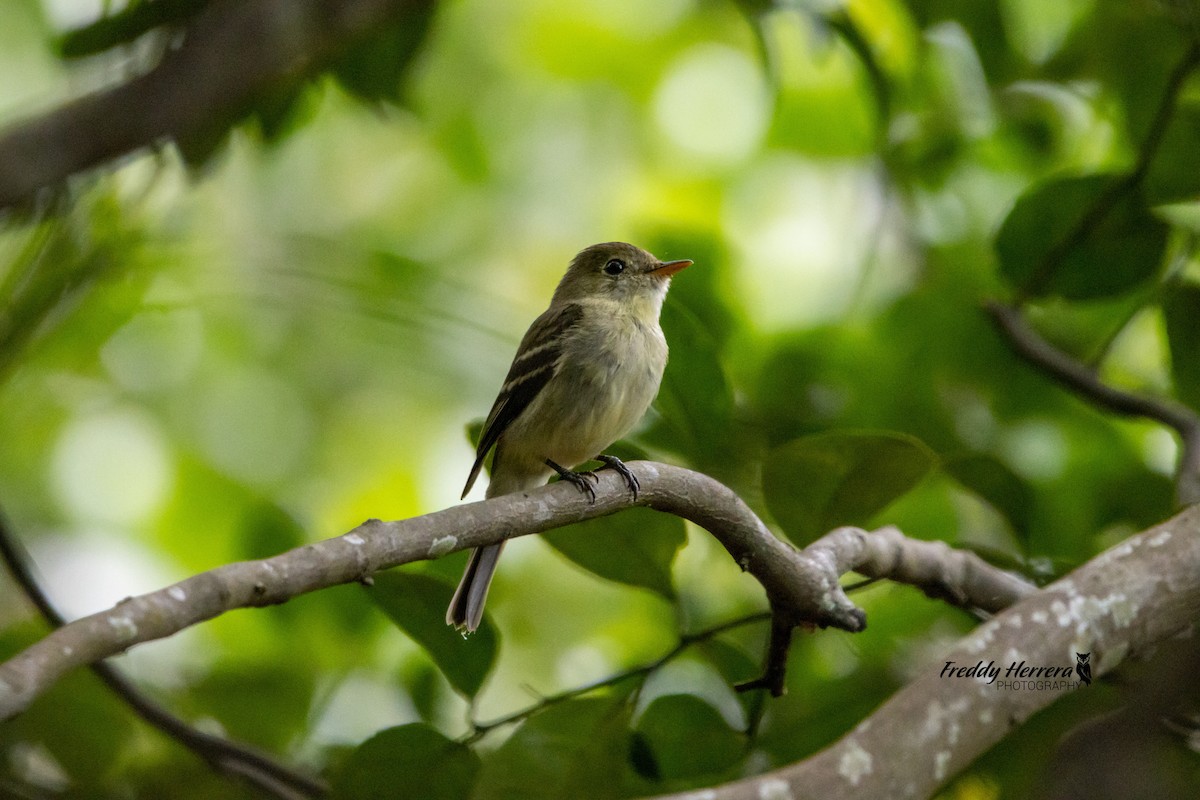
<box><xmin>330</xmin><ymin>723</ymin><xmax>480</xmax><ymax>800</ymax></box>
<box><xmin>0</xmin><ymin>0</ymin><xmax>1198</xmax><ymax>797</ymax></box>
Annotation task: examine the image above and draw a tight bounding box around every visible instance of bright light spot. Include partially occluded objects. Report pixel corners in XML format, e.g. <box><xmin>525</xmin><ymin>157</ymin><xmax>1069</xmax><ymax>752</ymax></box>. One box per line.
<box><xmin>52</xmin><ymin>407</ymin><xmax>173</xmax><ymax>524</ymax></box>
<box><xmin>723</xmin><ymin>155</ymin><xmax>893</xmax><ymax>327</ymax></box>
<box><xmin>998</xmin><ymin>420</ymin><xmax>1067</xmax><ymax>481</ymax></box>
<box><xmin>101</xmin><ymin>309</ymin><xmax>204</xmax><ymax>393</ymax></box>
<box><xmin>1141</xmin><ymin>427</ymin><xmax>1177</xmax><ymax>476</ymax></box>
<box><xmin>8</xmin><ymin>743</ymin><xmax>68</xmax><ymax>793</ymax></box>
<box><xmin>1105</xmin><ymin>308</ymin><xmax>1170</xmax><ymax>392</ymax></box>
<box><xmin>926</xmin><ymin>23</ymin><xmax>994</xmax><ymax>137</ymax></box>
<box><xmin>555</xmin><ymin>644</ymin><xmax>613</xmax><ymax>687</ymax></box>
<box><xmin>27</xmin><ymin>526</ymin><xmax>210</xmax><ymax>687</ymax></box>
<box><xmin>637</xmin><ymin>658</ymin><xmax>746</xmax><ymax>730</ymax></box>
<box><xmin>39</xmin><ymin>0</ymin><xmax>111</xmax><ymax>30</ymax></box>
<box><xmin>811</xmin><ymin>633</ymin><xmax>860</xmax><ymax>680</ymax></box>
<box><xmin>1000</xmin><ymin>0</ymin><xmax>1093</xmax><ymax>64</ymax></box>
<box><xmin>654</xmin><ymin>44</ymin><xmax>769</xmax><ymax>166</ymax></box>
<box><xmin>193</xmin><ymin>367</ymin><xmax>314</xmax><ymax>485</ymax></box>
<box><xmin>30</xmin><ymin>530</ymin><xmax>174</xmax><ymax>618</ymax></box>
<box><xmin>309</xmin><ymin>671</ymin><xmax>418</xmax><ymax>745</ymax></box>
<box><xmin>946</xmin><ymin>386</ymin><xmax>996</xmax><ymax>449</ymax></box>
<box><xmin>568</xmin><ymin>0</ymin><xmax>692</xmax><ymax>37</ymax></box>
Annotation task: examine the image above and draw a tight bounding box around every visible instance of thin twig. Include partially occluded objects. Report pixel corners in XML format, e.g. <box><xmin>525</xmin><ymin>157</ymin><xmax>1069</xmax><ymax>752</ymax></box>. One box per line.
<box><xmin>464</xmin><ymin>611</ymin><xmax>773</xmax><ymax>743</ymax></box>
<box><xmin>734</xmin><ymin>613</ymin><xmax>795</xmax><ymax>695</ymax></box>
<box><xmin>0</xmin><ymin>508</ymin><xmax>327</xmax><ymax>799</ymax></box>
<box><xmin>841</xmin><ymin>576</ymin><xmax>883</xmax><ymax>594</ymax></box>
<box><xmin>986</xmin><ymin>300</ymin><xmax>1200</xmax><ymax>504</ymax></box>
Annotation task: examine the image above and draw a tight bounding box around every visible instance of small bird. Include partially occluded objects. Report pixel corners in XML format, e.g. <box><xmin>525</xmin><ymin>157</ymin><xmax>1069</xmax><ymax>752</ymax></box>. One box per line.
<box><xmin>447</xmin><ymin>242</ymin><xmax>692</xmax><ymax>632</ymax></box>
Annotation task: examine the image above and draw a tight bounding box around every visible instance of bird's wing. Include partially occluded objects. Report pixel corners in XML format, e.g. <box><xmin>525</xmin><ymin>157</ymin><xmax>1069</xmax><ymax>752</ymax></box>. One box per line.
<box><xmin>461</xmin><ymin>302</ymin><xmax>584</xmax><ymax>498</ymax></box>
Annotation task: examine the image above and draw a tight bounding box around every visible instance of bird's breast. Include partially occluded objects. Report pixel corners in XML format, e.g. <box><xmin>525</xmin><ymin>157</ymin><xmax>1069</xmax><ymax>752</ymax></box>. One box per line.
<box><xmin>503</xmin><ymin>310</ymin><xmax>667</xmax><ymax>468</ymax></box>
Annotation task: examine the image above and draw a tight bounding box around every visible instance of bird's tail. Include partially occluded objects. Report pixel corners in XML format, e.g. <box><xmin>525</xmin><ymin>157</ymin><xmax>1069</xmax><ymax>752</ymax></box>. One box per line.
<box><xmin>447</xmin><ymin>462</ymin><xmax>549</xmax><ymax>632</ymax></box>
<box><xmin>446</xmin><ymin>541</ymin><xmax>504</xmax><ymax>632</ymax></box>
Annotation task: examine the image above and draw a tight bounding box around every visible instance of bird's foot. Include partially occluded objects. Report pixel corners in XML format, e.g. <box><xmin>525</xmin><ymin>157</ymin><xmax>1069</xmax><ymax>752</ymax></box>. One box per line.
<box><xmin>595</xmin><ymin>454</ymin><xmax>640</xmax><ymax>499</ymax></box>
<box><xmin>546</xmin><ymin>459</ymin><xmax>597</xmax><ymax>503</ymax></box>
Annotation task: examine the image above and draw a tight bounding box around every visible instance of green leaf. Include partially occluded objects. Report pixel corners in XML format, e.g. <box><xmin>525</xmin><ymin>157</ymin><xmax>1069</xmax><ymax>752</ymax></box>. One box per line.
<box><xmin>763</xmin><ymin>431</ymin><xmax>937</xmax><ymax>544</ymax></box>
<box><xmin>1164</xmin><ymin>283</ymin><xmax>1200</xmax><ymax>410</ymax></box>
<box><xmin>331</xmin><ymin>6</ymin><xmax>436</xmax><ymax>104</ymax></box>
<box><xmin>633</xmin><ymin>694</ymin><xmax>744</xmax><ymax>782</ymax></box>
<box><xmin>474</xmin><ymin>695</ymin><xmax>633</xmax><ymax>800</ymax></box>
<box><xmin>331</xmin><ymin>724</ymin><xmax>479</xmax><ymax>800</ymax></box>
<box><xmin>237</xmin><ymin>500</ymin><xmax>305</xmax><ymax>561</ymax></box>
<box><xmin>643</xmin><ymin>299</ymin><xmax>736</xmax><ymax>471</ymax></box>
<box><xmin>542</xmin><ymin>507</ymin><xmax>686</xmax><ymax>600</ymax></box>
<box><xmin>368</xmin><ymin>571</ymin><xmax>498</xmax><ymax>698</ymax></box>
<box><xmin>1145</xmin><ymin>101</ymin><xmax>1200</xmax><ymax>205</ymax></box>
<box><xmin>696</xmin><ymin>636</ymin><xmax>768</xmax><ymax>725</ymax></box>
<box><xmin>944</xmin><ymin>454</ymin><xmax>1033</xmax><ymax>543</ymax></box>
<box><xmin>697</xmin><ymin>636</ymin><xmax>764</xmax><ymax>689</ymax></box>
<box><xmin>251</xmin><ymin>81</ymin><xmax>320</xmax><ymax>143</ymax></box>
<box><xmin>175</xmin><ymin>124</ymin><xmax>233</xmax><ymax>169</ymax></box>
<box><xmin>402</xmin><ymin>660</ymin><xmax>444</xmax><ymax>723</ymax></box>
<box><xmin>995</xmin><ymin>174</ymin><xmax>1168</xmax><ymax>299</ymax></box>
<box><xmin>187</xmin><ymin>666</ymin><xmax>314</xmax><ymax>751</ymax></box>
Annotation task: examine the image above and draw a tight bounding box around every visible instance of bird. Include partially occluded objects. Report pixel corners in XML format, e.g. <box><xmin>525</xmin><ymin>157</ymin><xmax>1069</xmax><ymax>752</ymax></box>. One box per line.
<box><xmin>1075</xmin><ymin>652</ymin><xmax>1092</xmax><ymax>685</ymax></box>
<box><xmin>446</xmin><ymin>242</ymin><xmax>692</xmax><ymax>632</ymax></box>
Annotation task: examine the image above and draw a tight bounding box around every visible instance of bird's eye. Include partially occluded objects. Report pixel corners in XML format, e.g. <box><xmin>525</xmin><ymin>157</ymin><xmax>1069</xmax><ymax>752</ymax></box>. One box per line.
<box><xmin>604</xmin><ymin>258</ymin><xmax>626</xmax><ymax>276</ymax></box>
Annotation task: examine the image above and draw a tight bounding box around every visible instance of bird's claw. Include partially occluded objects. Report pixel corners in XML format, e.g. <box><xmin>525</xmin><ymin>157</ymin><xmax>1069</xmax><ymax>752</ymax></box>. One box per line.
<box><xmin>546</xmin><ymin>459</ymin><xmax>597</xmax><ymax>503</ymax></box>
<box><xmin>545</xmin><ymin>457</ymin><xmax>639</xmax><ymax>503</ymax></box>
<box><xmin>561</xmin><ymin>470</ymin><xmax>597</xmax><ymax>503</ymax></box>
<box><xmin>596</xmin><ymin>455</ymin><xmax>640</xmax><ymax>499</ymax></box>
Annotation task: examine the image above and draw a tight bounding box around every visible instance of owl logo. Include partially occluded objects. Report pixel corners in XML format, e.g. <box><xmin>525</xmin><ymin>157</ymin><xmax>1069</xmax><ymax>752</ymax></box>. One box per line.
<box><xmin>1075</xmin><ymin>652</ymin><xmax>1092</xmax><ymax>686</ymax></box>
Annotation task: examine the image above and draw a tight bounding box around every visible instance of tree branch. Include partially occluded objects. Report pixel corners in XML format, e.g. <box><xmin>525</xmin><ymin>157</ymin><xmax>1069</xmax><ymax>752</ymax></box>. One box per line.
<box><xmin>0</xmin><ymin>508</ymin><xmax>326</xmax><ymax>799</ymax></box>
<box><xmin>0</xmin><ymin>462</ymin><xmax>1031</xmax><ymax>718</ymax></box>
<box><xmin>653</xmin><ymin>503</ymin><xmax>1200</xmax><ymax>800</ymax></box>
<box><xmin>0</xmin><ymin>0</ymin><xmax>431</xmax><ymax>209</ymax></box>
<box><xmin>986</xmin><ymin>300</ymin><xmax>1200</xmax><ymax>504</ymax></box>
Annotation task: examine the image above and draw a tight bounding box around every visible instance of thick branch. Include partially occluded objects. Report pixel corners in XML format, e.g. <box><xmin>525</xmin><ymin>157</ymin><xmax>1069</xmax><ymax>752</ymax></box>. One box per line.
<box><xmin>986</xmin><ymin>300</ymin><xmax>1200</xmax><ymax>504</ymax></box>
<box><xmin>654</xmin><ymin>504</ymin><xmax>1200</xmax><ymax>800</ymax></box>
<box><xmin>0</xmin><ymin>462</ymin><xmax>1028</xmax><ymax>720</ymax></box>
<box><xmin>0</xmin><ymin>0</ymin><xmax>429</xmax><ymax>209</ymax></box>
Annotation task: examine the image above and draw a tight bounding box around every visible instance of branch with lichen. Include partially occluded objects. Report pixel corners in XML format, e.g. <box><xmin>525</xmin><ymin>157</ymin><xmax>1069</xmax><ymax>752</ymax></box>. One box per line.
<box><xmin>3</xmin><ymin>462</ymin><xmax>1192</xmax><ymax>800</ymax></box>
<box><xmin>0</xmin><ymin>461</ymin><xmax>1031</xmax><ymax>719</ymax></box>
<box><xmin>652</xmin><ymin>504</ymin><xmax>1200</xmax><ymax>800</ymax></box>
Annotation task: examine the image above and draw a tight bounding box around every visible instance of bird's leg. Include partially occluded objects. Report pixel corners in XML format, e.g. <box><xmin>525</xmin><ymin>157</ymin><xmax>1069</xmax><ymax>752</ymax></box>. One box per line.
<box><xmin>594</xmin><ymin>454</ymin><xmax>640</xmax><ymax>499</ymax></box>
<box><xmin>545</xmin><ymin>459</ymin><xmax>596</xmax><ymax>503</ymax></box>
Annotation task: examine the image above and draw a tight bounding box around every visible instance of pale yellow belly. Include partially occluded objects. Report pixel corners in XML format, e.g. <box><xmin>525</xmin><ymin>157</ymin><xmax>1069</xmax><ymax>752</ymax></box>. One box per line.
<box><xmin>499</xmin><ymin>314</ymin><xmax>667</xmax><ymax>472</ymax></box>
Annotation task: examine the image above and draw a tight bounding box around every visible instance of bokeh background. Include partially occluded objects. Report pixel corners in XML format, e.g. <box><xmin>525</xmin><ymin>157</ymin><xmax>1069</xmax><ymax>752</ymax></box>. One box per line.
<box><xmin>0</xmin><ymin>0</ymin><xmax>1198</xmax><ymax>797</ymax></box>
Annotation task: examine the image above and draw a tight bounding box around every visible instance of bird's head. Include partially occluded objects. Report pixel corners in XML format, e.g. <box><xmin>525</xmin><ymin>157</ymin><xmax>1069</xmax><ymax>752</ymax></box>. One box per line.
<box><xmin>552</xmin><ymin>242</ymin><xmax>692</xmax><ymax>310</ymax></box>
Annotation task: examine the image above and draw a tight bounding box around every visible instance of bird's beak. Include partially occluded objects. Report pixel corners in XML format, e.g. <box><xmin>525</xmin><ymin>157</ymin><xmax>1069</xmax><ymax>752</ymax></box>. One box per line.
<box><xmin>651</xmin><ymin>259</ymin><xmax>693</xmax><ymax>277</ymax></box>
